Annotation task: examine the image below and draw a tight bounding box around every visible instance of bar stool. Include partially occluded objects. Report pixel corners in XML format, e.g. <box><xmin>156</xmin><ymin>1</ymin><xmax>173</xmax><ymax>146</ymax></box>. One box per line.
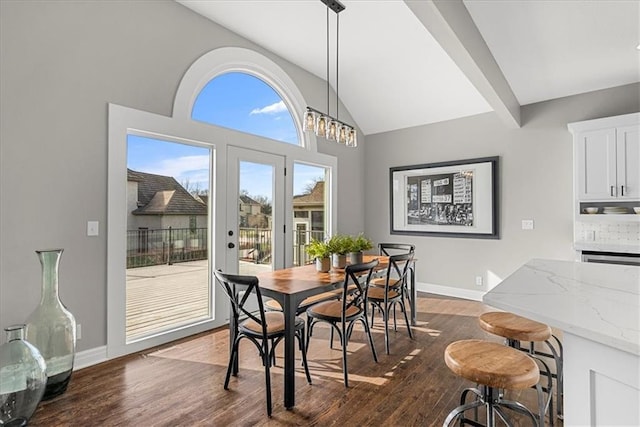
<box><xmin>479</xmin><ymin>312</ymin><xmax>563</xmax><ymax>419</ymax></box>
<box><xmin>443</xmin><ymin>339</ymin><xmax>545</xmax><ymax>426</ymax></box>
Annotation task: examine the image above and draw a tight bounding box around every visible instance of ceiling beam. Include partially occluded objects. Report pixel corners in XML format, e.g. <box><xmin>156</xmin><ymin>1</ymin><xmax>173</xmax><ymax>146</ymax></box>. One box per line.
<box><xmin>404</xmin><ymin>0</ymin><xmax>521</xmax><ymax>128</ymax></box>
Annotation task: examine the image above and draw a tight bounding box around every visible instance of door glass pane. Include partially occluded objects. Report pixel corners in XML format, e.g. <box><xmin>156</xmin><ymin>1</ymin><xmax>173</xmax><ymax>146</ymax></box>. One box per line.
<box><xmin>293</xmin><ymin>163</ymin><xmax>328</xmax><ymax>266</ymax></box>
<box><xmin>126</xmin><ymin>135</ymin><xmax>211</xmax><ymax>342</ymax></box>
<box><xmin>238</xmin><ymin>161</ymin><xmax>274</xmax><ymax>275</ymax></box>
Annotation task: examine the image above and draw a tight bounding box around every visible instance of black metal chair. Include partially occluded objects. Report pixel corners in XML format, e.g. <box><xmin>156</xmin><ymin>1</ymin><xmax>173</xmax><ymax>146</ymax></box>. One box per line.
<box><xmin>378</xmin><ymin>242</ymin><xmax>415</xmax><ymax>256</ymax></box>
<box><xmin>213</xmin><ymin>271</ymin><xmax>312</xmax><ymax>417</ymax></box>
<box><xmin>305</xmin><ymin>259</ymin><xmax>379</xmax><ymax>387</ymax></box>
<box><xmin>367</xmin><ymin>252</ymin><xmax>414</xmax><ymax>354</ymax></box>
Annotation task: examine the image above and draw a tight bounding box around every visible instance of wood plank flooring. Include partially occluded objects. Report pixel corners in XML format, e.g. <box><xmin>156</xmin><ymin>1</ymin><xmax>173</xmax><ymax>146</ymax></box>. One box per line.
<box><xmin>30</xmin><ymin>294</ymin><xmax>562</xmax><ymax>426</ymax></box>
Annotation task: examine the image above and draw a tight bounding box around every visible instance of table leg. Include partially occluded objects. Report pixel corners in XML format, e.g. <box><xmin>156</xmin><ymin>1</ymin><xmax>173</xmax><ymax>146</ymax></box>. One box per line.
<box><xmin>282</xmin><ymin>295</ymin><xmax>296</xmax><ymax>409</ymax></box>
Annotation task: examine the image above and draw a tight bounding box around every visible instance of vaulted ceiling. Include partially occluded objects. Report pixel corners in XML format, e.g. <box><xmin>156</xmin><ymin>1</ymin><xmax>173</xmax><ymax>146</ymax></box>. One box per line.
<box><xmin>177</xmin><ymin>0</ymin><xmax>640</xmax><ymax>135</ymax></box>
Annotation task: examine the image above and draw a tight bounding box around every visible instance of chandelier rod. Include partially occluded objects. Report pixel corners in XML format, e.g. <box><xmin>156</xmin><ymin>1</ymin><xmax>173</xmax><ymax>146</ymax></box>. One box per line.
<box><xmin>326</xmin><ymin>4</ymin><xmax>330</xmax><ymax>117</ymax></box>
<box><xmin>336</xmin><ymin>12</ymin><xmax>339</xmax><ymax>121</ymax></box>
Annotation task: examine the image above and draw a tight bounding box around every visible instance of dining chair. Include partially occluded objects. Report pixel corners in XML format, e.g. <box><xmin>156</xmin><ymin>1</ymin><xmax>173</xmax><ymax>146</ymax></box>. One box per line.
<box><xmin>378</xmin><ymin>242</ymin><xmax>415</xmax><ymax>256</ymax></box>
<box><xmin>367</xmin><ymin>252</ymin><xmax>414</xmax><ymax>354</ymax></box>
<box><xmin>371</xmin><ymin>243</ymin><xmax>415</xmax><ymax>323</ymax></box>
<box><xmin>305</xmin><ymin>259</ymin><xmax>379</xmax><ymax>387</ymax></box>
<box><xmin>213</xmin><ymin>270</ymin><xmax>312</xmax><ymax>417</ymax></box>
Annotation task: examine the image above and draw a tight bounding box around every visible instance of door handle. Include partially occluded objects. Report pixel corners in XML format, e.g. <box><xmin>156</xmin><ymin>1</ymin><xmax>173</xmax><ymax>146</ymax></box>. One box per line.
<box><xmin>227</xmin><ymin>242</ymin><xmax>235</xmax><ymax>249</ymax></box>
<box><xmin>610</xmin><ymin>186</ymin><xmax>615</xmax><ymax>197</ymax></box>
<box><xmin>621</xmin><ymin>185</ymin><xmax>625</xmax><ymax>196</ymax></box>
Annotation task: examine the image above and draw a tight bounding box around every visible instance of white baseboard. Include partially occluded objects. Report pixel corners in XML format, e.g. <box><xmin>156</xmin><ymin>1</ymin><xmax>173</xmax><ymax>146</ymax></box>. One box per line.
<box><xmin>74</xmin><ymin>345</ymin><xmax>108</xmax><ymax>370</ymax></box>
<box><xmin>416</xmin><ymin>281</ymin><xmax>485</xmax><ymax>302</ymax></box>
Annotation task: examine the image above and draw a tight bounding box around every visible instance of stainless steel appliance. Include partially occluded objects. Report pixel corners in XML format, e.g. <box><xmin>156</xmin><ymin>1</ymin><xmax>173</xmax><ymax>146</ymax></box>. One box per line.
<box><xmin>581</xmin><ymin>251</ymin><xmax>640</xmax><ymax>267</ymax></box>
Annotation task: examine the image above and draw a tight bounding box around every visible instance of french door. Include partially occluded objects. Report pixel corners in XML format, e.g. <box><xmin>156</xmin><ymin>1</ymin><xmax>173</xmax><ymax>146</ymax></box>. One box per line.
<box><xmin>225</xmin><ymin>146</ymin><xmax>285</xmax><ymax>274</ymax></box>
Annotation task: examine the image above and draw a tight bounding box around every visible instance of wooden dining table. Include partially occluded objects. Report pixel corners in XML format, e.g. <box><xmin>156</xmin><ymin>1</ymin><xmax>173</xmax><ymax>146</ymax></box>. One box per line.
<box><xmin>255</xmin><ymin>254</ymin><xmax>417</xmax><ymax>409</ymax></box>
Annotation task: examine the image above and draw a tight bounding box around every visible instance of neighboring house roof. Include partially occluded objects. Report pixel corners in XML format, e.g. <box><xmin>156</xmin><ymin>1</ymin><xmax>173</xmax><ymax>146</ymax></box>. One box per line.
<box><xmin>127</xmin><ymin>169</ymin><xmax>206</xmax><ymax>215</ymax></box>
<box><xmin>239</xmin><ymin>194</ymin><xmax>260</xmax><ymax>205</ymax></box>
<box><xmin>293</xmin><ymin>181</ymin><xmax>324</xmax><ymax>206</ymax></box>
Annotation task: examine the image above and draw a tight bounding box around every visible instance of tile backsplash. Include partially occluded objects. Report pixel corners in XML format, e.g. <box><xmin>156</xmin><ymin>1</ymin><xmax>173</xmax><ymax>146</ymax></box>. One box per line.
<box><xmin>575</xmin><ymin>221</ymin><xmax>640</xmax><ymax>245</ymax></box>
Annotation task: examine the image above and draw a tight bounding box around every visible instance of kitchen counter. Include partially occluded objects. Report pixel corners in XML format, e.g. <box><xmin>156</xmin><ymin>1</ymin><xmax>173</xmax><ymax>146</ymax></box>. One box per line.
<box><xmin>483</xmin><ymin>259</ymin><xmax>639</xmax><ymax>425</ymax></box>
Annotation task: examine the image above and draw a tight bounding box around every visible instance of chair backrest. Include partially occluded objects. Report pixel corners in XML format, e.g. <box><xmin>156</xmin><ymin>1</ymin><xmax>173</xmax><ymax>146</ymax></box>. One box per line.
<box><xmin>378</xmin><ymin>243</ymin><xmax>415</xmax><ymax>256</ymax></box>
<box><xmin>340</xmin><ymin>259</ymin><xmax>379</xmax><ymax>319</ymax></box>
<box><xmin>213</xmin><ymin>270</ymin><xmax>268</xmax><ymax>340</ymax></box>
<box><xmin>385</xmin><ymin>252</ymin><xmax>414</xmax><ymax>292</ymax></box>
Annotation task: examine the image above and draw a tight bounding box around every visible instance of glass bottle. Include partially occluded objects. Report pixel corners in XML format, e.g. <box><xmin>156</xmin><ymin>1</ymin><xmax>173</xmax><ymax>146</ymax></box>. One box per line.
<box><xmin>25</xmin><ymin>249</ymin><xmax>76</xmax><ymax>400</ymax></box>
<box><xmin>0</xmin><ymin>324</ymin><xmax>47</xmax><ymax>427</ymax></box>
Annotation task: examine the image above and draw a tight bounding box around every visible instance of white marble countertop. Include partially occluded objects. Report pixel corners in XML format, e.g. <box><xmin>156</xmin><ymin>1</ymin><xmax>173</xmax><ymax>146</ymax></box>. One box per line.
<box><xmin>483</xmin><ymin>259</ymin><xmax>640</xmax><ymax>355</ymax></box>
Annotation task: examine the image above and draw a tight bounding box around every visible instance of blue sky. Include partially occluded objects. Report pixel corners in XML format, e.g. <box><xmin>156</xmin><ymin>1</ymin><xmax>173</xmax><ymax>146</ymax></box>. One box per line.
<box><xmin>127</xmin><ymin>73</ymin><xmax>323</xmax><ymax>199</ymax></box>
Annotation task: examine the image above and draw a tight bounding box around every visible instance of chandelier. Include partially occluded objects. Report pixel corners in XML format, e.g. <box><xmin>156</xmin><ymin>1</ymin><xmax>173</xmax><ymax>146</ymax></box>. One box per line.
<box><xmin>303</xmin><ymin>0</ymin><xmax>357</xmax><ymax>147</ymax></box>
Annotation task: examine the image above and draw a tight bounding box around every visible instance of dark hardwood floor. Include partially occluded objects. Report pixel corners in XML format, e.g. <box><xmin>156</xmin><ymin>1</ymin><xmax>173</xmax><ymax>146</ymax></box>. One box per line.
<box><xmin>30</xmin><ymin>294</ymin><xmax>562</xmax><ymax>426</ymax></box>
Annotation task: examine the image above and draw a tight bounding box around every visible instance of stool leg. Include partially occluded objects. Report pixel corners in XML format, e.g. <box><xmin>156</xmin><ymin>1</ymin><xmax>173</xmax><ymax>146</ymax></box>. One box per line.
<box><xmin>550</xmin><ymin>335</ymin><xmax>564</xmax><ymax>418</ymax></box>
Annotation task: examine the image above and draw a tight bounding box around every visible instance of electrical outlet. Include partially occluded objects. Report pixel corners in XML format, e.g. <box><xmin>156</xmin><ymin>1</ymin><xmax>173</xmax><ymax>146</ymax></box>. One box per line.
<box><xmin>475</xmin><ymin>276</ymin><xmax>483</xmax><ymax>286</ymax></box>
<box><xmin>521</xmin><ymin>219</ymin><xmax>534</xmax><ymax>230</ymax></box>
<box><xmin>77</xmin><ymin>324</ymin><xmax>82</xmax><ymax>340</ymax></box>
<box><xmin>87</xmin><ymin>221</ymin><xmax>99</xmax><ymax>236</ymax></box>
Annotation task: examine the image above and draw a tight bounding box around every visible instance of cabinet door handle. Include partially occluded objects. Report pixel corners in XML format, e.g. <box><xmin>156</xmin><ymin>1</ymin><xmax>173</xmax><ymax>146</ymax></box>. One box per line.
<box><xmin>621</xmin><ymin>185</ymin><xmax>625</xmax><ymax>196</ymax></box>
<box><xmin>611</xmin><ymin>186</ymin><xmax>615</xmax><ymax>197</ymax></box>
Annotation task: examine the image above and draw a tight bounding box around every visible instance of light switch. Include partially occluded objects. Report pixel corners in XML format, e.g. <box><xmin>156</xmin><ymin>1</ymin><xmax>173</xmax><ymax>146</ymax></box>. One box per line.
<box><xmin>87</xmin><ymin>221</ymin><xmax>99</xmax><ymax>236</ymax></box>
<box><xmin>586</xmin><ymin>230</ymin><xmax>595</xmax><ymax>241</ymax></box>
<box><xmin>521</xmin><ymin>219</ymin><xmax>534</xmax><ymax>230</ymax></box>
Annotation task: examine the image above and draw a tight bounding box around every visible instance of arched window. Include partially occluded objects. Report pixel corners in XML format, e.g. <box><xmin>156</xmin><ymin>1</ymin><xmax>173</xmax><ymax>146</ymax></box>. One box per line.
<box><xmin>192</xmin><ymin>72</ymin><xmax>298</xmax><ymax>145</ymax></box>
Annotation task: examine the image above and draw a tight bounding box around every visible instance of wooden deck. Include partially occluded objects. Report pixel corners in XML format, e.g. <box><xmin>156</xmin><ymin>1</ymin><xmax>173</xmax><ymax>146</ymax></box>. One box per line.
<box><xmin>126</xmin><ymin>260</ymin><xmax>271</xmax><ymax>340</ymax></box>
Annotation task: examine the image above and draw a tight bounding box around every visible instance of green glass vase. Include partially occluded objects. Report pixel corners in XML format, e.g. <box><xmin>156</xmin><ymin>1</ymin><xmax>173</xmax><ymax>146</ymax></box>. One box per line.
<box><xmin>25</xmin><ymin>249</ymin><xmax>76</xmax><ymax>400</ymax></box>
<box><xmin>0</xmin><ymin>324</ymin><xmax>47</xmax><ymax>426</ymax></box>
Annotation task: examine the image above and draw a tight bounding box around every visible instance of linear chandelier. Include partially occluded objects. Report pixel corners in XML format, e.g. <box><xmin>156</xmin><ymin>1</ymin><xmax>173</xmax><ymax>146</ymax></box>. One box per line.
<box><xmin>303</xmin><ymin>0</ymin><xmax>357</xmax><ymax>147</ymax></box>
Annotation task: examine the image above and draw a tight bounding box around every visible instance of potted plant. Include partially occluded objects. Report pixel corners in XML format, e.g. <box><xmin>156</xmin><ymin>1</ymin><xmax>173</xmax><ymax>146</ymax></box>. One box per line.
<box><xmin>326</xmin><ymin>234</ymin><xmax>350</xmax><ymax>269</ymax></box>
<box><xmin>306</xmin><ymin>238</ymin><xmax>331</xmax><ymax>272</ymax></box>
<box><xmin>347</xmin><ymin>233</ymin><xmax>373</xmax><ymax>264</ymax></box>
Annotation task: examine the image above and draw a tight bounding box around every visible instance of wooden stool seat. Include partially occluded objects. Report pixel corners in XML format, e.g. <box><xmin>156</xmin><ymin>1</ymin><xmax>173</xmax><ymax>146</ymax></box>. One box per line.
<box><xmin>445</xmin><ymin>339</ymin><xmax>540</xmax><ymax>390</ymax></box>
<box><xmin>479</xmin><ymin>311</ymin><xmax>552</xmax><ymax>342</ymax></box>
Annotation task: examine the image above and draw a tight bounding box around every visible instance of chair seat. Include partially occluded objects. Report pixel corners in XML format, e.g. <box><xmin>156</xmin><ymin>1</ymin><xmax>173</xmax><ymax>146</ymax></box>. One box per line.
<box><xmin>444</xmin><ymin>339</ymin><xmax>540</xmax><ymax>390</ymax></box>
<box><xmin>371</xmin><ymin>277</ymin><xmax>400</xmax><ymax>287</ymax></box>
<box><xmin>479</xmin><ymin>311</ymin><xmax>552</xmax><ymax>342</ymax></box>
<box><xmin>241</xmin><ymin>311</ymin><xmax>303</xmax><ymax>335</ymax></box>
<box><xmin>367</xmin><ymin>286</ymin><xmax>400</xmax><ymax>301</ymax></box>
<box><xmin>307</xmin><ymin>299</ymin><xmax>361</xmax><ymax>320</ymax></box>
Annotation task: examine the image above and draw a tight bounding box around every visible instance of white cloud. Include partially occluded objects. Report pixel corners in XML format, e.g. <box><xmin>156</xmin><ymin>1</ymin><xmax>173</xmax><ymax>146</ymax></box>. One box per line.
<box><xmin>250</xmin><ymin>101</ymin><xmax>287</xmax><ymax>115</ymax></box>
<box><xmin>146</xmin><ymin>155</ymin><xmax>210</xmax><ymax>185</ymax></box>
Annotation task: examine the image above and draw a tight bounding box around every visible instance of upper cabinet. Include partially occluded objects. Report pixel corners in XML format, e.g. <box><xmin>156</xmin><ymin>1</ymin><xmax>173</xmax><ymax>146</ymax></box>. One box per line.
<box><xmin>569</xmin><ymin>113</ymin><xmax>640</xmax><ymax>201</ymax></box>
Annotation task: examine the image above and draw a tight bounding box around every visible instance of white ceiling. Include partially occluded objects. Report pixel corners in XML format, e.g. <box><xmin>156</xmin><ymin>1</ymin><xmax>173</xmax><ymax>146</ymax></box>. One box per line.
<box><xmin>177</xmin><ymin>0</ymin><xmax>640</xmax><ymax>135</ymax></box>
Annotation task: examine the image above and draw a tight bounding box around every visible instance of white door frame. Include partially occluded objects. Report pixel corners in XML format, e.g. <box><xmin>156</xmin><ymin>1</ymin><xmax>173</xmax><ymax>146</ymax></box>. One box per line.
<box><xmin>225</xmin><ymin>146</ymin><xmax>286</xmax><ymax>273</ymax></box>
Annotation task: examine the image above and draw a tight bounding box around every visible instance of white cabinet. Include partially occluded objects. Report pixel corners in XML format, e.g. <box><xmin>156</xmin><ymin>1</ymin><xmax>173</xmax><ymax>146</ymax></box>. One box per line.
<box><xmin>569</xmin><ymin>113</ymin><xmax>640</xmax><ymax>201</ymax></box>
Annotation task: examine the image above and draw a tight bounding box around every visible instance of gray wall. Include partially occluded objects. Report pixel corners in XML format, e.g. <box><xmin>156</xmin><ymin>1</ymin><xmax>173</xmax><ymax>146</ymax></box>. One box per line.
<box><xmin>364</xmin><ymin>83</ymin><xmax>640</xmax><ymax>291</ymax></box>
<box><xmin>0</xmin><ymin>0</ymin><xmax>364</xmax><ymax>350</ymax></box>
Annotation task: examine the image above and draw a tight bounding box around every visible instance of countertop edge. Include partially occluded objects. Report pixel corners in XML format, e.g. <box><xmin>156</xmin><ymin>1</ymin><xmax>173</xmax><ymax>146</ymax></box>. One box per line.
<box><xmin>483</xmin><ymin>294</ymin><xmax>640</xmax><ymax>357</ymax></box>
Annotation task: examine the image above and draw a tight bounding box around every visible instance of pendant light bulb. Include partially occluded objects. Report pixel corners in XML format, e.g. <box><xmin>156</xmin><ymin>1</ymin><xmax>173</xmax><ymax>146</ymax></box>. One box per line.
<box><xmin>303</xmin><ymin>109</ymin><xmax>316</xmax><ymax>132</ymax></box>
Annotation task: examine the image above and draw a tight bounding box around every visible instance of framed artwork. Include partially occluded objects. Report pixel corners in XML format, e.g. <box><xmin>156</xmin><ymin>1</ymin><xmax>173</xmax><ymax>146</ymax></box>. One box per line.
<box><xmin>390</xmin><ymin>156</ymin><xmax>499</xmax><ymax>239</ymax></box>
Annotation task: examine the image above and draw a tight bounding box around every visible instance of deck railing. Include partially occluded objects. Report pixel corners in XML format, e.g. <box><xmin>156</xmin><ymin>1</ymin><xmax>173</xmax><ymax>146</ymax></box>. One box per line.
<box><xmin>126</xmin><ymin>227</ymin><xmax>208</xmax><ymax>268</ymax></box>
<box><xmin>126</xmin><ymin>227</ymin><xmax>325</xmax><ymax>268</ymax></box>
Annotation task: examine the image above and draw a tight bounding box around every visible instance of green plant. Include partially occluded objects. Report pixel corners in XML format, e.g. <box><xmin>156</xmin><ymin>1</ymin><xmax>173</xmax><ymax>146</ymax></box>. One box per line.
<box><xmin>349</xmin><ymin>233</ymin><xmax>373</xmax><ymax>252</ymax></box>
<box><xmin>326</xmin><ymin>234</ymin><xmax>351</xmax><ymax>255</ymax></box>
<box><xmin>305</xmin><ymin>238</ymin><xmax>331</xmax><ymax>259</ymax></box>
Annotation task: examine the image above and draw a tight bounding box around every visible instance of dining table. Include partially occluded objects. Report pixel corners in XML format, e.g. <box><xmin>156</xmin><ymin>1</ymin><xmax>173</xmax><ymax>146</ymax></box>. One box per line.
<box><xmin>255</xmin><ymin>254</ymin><xmax>417</xmax><ymax>409</ymax></box>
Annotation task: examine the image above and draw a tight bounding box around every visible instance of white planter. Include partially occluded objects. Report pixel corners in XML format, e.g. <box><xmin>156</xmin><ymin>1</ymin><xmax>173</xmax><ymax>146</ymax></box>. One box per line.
<box><xmin>332</xmin><ymin>254</ymin><xmax>347</xmax><ymax>269</ymax></box>
<box><xmin>348</xmin><ymin>251</ymin><xmax>363</xmax><ymax>265</ymax></box>
<box><xmin>315</xmin><ymin>257</ymin><xmax>331</xmax><ymax>272</ymax></box>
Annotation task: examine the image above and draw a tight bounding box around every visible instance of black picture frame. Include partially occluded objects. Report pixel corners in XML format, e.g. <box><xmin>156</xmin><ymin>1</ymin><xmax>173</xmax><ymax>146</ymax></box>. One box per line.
<box><xmin>389</xmin><ymin>156</ymin><xmax>499</xmax><ymax>239</ymax></box>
